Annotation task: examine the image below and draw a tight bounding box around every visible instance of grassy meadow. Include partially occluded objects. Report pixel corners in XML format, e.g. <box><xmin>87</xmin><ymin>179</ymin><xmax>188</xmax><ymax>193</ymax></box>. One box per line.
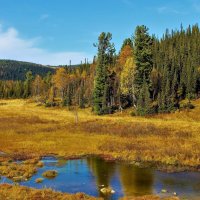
<box><xmin>0</xmin><ymin>99</ymin><xmax>200</xmax><ymax>169</ymax></box>
<box><xmin>1</xmin><ymin>99</ymin><xmax>198</xmax><ymax>199</ymax></box>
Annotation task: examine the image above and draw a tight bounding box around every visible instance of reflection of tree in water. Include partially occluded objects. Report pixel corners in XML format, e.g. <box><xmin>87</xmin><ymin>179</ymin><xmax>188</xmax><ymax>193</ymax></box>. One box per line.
<box><xmin>160</xmin><ymin>174</ymin><xmax>200</xmax><ymax>194</ymax></box>
<box><xmin>87</xmin><ymin>157</ymin><xmax>116</xmax><ymax>198</ymax></box>
<box><xmin>119</xmin><ymin>164</ymin><xmax>154</xmax><ymax>197</ymax></box>
<box><xmin>56</xmin><ymin>159</ymin><xmax>67</xmax><ymax>167</ymax></box>
<box><xmin>193</xmin><ymin>182</ymin><xmax>200</xmax><ymax>192</ymax></box>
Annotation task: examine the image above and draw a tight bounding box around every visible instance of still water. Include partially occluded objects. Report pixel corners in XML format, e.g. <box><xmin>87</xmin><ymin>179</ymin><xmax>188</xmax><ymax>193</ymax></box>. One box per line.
<box><xmin>1</xmin><ymin>157</ymin><xmax>200</xmax><ymax>199</ymax></box>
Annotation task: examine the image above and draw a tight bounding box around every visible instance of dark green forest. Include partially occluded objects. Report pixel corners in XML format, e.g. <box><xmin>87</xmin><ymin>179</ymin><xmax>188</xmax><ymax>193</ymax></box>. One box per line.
<box><xmin>0</xmin><ymin>24</ymin><xmax>200</xmax><ymax>115</ymax></box>
<box><xmin>0</xmin><ymin>60</ymin><xmax>55</xmax><ymax>80</ymax></box>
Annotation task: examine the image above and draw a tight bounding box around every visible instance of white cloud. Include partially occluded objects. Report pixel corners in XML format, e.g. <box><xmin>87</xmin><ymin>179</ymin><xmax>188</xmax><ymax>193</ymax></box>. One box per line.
<box><xmin>0</xmin><ymin>25</ymin><xmax>92</xmax><ymax>66</ymax></box>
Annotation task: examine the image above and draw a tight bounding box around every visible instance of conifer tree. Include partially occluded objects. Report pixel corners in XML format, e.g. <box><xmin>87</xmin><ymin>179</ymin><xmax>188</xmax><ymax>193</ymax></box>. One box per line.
<box><xmin>134</xmin><ymin>25</ymin><xmax>153</xmax><ymax>93</ymax></box>
<box><xmin>136</xmin><ymin>77</ymin><xmax>151</xmax><ymax>115</ymax></box>
<box><xmin>23</xmin><ymin>71</ymin><xmax>33</xmax><ymax>98</ymax></box>
<box><xmin>93</xmin><ymin>32</ymin><xmax>115</xmax><ymax>115</ymax></box>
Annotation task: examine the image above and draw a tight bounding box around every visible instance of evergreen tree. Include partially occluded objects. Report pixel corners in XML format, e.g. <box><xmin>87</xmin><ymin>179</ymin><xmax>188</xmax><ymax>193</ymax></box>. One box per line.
<box><xmin>136</xmin><ymin>77</ymin><xmax>151</xmax><ymax>115</ymax></box>
<box><xmin>0</xmin><ymin>24</ymin><xmax>200</xmax><ymax>116</ymax></box>
<box><xmin>23</xmin><ymin>71</ymin><xmax>33</xmax><ymax>98</ymax></box>
<box><xmin>134</xmin><ymin>25</ymin><xmax>153</xmax><ymax>94</ymax></box>
<box><xmin>93</xmin><ymin>32</ymin><xmax>115</xmax><ymax>115</ymax></box>
<box><xmin>64</xmin><ymin>84</ymin><xmax>72</xmax><ymax>108</ymax></box>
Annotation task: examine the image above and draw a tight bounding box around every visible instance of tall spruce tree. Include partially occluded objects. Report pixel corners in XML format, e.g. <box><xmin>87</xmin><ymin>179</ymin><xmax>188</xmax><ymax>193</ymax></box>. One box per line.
<box><xmin>23</xmin><ymin>71</ymin><xmax>33</xmax><ymax>98</ymax></box>
<box><xmin>134</xmin><ymin>25</ymin><xmax>153</xmax><ymax>93</ymax></box>
<box><xmin>0</xmin><ymin>24</ymin><xmax>200</xmax><ymax>116</ymax></box>
<box><xmin>136</xmin><ymin>77</ymin><xmax>151</xmax><ymax>115</ymax></box>
<box><xmin>134</xmin><ymin>25</ymin><xmax>153</xmax><ymax>114</ymax></box>
<box><xmin>93</xmin><ymin>32</ymin><xmax>115</xmax><ymax>115</ymax></box>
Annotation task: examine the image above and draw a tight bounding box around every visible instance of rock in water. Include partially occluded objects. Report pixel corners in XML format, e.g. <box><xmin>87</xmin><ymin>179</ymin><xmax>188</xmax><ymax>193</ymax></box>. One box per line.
<box><xmin>161</xmin><ymin>189</ymin><xmax>167</xmax><ymax>193</ymax></box>
<box><xmin>111</xmin><ymin>189</ymin><xmax>115</xmax><ymax>194</ymax></box>
<box><xmin>100</xmin><ymin>187</ymin><xmax>115</xmax><ymax>194</ymax></box>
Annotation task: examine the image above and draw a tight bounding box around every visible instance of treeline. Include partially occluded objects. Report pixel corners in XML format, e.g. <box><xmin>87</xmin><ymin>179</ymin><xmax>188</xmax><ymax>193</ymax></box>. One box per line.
<box><xmin>0</xmin><ymin>24</ymin><xmax>200</xmax><ymax>115</ymax></box>
<box><xmin>93</xmin><ymin>24</ymin><xmax>200</xmax><ymax>115</ymax></box>
<box><xmin>0</xmin><ymin>60</ymin><xmax>55</xmax><ymax>80</ymax></box>
<box><xmin>152</xmin><ymin>25</ymin><xmax>200</xmax><ymax>113</ymax></box>
<box><xmin>0</xmin><ymin>62</ymin><xmax>94</xmax><ymax>107</ymax></box>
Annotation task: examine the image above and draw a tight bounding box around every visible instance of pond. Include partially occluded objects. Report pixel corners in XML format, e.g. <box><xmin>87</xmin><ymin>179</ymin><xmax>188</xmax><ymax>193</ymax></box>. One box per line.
<box><xmin>1</xmin><ymin>156</ymin><xmax>200</xmax><ymax>199</ymax></box>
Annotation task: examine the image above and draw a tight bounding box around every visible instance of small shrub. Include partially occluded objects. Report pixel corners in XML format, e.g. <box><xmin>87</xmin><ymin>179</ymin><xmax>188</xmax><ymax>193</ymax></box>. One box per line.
<box><xmin>45</xmin><ymin>101</ymin><xmax>58</xmax><ymax>107</ymax></box>
<box><xmin>130</xmin><ymin>111</ymin><xmax>136</xmax><ymax>116</ymax></box>
<box><xmin>182</xmin><ymin>102</ymin><xmax>195</xmax><ymax>110</ymax></box>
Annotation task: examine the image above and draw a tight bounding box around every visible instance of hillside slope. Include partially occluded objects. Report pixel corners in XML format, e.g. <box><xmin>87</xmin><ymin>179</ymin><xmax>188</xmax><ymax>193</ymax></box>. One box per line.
<box><xmin>0</xmin><ymin>60</ymin><xmax>55</xmax><ymax>80</ymax></box>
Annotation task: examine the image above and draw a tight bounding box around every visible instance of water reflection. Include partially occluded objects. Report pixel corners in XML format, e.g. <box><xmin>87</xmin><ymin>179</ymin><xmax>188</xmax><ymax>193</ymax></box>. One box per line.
<box><xmin>87</xmin><ymin>157</ymin><xmax>116</xmax><ymax>198</ymax></box>
<box><xmin>119</xmin><ymin>164</ymin><xmax>154</xmax><ymax>197</ymax></box>
<box><xmin>1</xmin><ymin>156</ymin><xmax>200</xmax><ymax>200</ymax></box>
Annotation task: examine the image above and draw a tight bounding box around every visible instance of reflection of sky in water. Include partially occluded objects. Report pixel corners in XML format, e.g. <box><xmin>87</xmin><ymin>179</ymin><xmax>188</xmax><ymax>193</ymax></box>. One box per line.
<box><xmin>1</xmin><ymin>157</ymin><xmax>200</xmax><ymax>200</ymax></box>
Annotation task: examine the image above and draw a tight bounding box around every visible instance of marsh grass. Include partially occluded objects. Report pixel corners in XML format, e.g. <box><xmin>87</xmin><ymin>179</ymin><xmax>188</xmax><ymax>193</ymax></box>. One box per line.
<box><xmin>0</xmin><ymin>184</ymin><xmax>178</xmax><ymax>200</ymax></box>
<box><xmin>0</xmin><ymin>184</ymin><xmax>101</xmax><ymax>200</ymax></box>
<box><xmin>0</xmin><ymin>99</ymin><xmax>199</xmax><ymax>169</ymax></box>
<box><xmin>0</xmin><ymin>158</ymin><xmax>42</xmax><ymax>182</ymax></box>
<box><xmin>42</xmin><ymin>170</ymin><xmax>58</xmax><ymax>179</ymax></box>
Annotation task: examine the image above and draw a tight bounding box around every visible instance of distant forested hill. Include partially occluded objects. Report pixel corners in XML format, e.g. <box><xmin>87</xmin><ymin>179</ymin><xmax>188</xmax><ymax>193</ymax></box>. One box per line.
<box><xmin>0</xmin><ymin>60</ymin><xmax>55</xmax><ymax>80</ymax></box>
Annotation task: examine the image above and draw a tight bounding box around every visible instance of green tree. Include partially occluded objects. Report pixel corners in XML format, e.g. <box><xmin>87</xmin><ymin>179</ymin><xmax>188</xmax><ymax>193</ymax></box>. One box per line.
<box><xmin>136</xmin><ymin>77</ymin><xmax>151</xmax><ymax>115</ymax></box>
<box><xmin>134</xmin><ymin>25</ymin><xmax>153</xmax><ymax>94</ymax></box>
<box><xmin>93</xmin><ymin>32</ymin><xmax>115</xmax><ymax>115</ymax></box>
<box><xmin>23</xmin><ymin>71</ymin><xmax>33</xmax><ymax>98</ymax></box>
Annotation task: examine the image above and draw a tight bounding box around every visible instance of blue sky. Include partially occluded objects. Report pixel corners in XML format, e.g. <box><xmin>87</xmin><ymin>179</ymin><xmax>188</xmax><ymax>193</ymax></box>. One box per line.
<box><xmin>0</xmin><ymin>0</ymin><xmax>199</xmax><ymax>65</ymax></box>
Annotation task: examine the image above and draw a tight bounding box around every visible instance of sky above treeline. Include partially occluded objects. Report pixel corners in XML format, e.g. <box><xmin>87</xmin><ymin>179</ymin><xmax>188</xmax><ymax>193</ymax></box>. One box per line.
<box><xmin>0</xmin><ymin>0</ymin><xmax>199</xmax><ymax>65</ymax></box>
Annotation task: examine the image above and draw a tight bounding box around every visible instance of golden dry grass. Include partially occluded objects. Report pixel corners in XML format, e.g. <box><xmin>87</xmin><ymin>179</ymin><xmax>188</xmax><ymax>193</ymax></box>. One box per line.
<box><xmin>0</xmin><ymin>99</ymin><xmax>200</xmax><ymax>169</ymax></box>
<box><xmin>0</xmin><ymin>184</ymin><xmax>179</xmax><ymax>200</ymax></box>
<box><xmin>0</xmin><ymin>184</ymin><xmax>101</xmax><ymax>200</ymax></box>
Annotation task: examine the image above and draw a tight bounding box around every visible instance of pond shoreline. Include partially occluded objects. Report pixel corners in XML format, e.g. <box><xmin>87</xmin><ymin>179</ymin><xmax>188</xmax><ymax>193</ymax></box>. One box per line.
<box><xmin>40</xmin><ymin>153</ymin><xmax>200</xmax><ymax>173</ymax></box>
<box><xmin>2</xmin><ymin>151</ymin><xmax>200</xmax><ymax>173</ymax></box>
<box><xmin>0</xmin><ymin>184</ymin><xmax>180</xmax><ymax>200</ymax></box>
<box><xmin>1</xmin><ymin>153</ymin><xmax>199</xmax><ymax>200</ymax></box>
<box><xmin>0</xmin><ymin>184</ymin><xmax>102</xmax><ymax>200</ymax></box>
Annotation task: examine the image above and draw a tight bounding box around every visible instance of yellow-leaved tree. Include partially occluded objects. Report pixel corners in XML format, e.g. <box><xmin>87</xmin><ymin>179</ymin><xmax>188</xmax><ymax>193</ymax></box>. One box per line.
<box><xmin>32</xmin><ymin>75</ymin><xmax>45</xmax><ymax>102</ymax></box>
<box><xmin>120</xmin><ymin>57</ymin><xmax>136</xmax><ymax>107</ymax></box>
<box><xmin>52</xmin><ymin>68</ymin><xmax>68</xmax><ymax>101</ymax></box>
<box><xmin>118</xmin><ymin>45</ymin><xmax>133</xmax><ymax>67</ymax></box>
